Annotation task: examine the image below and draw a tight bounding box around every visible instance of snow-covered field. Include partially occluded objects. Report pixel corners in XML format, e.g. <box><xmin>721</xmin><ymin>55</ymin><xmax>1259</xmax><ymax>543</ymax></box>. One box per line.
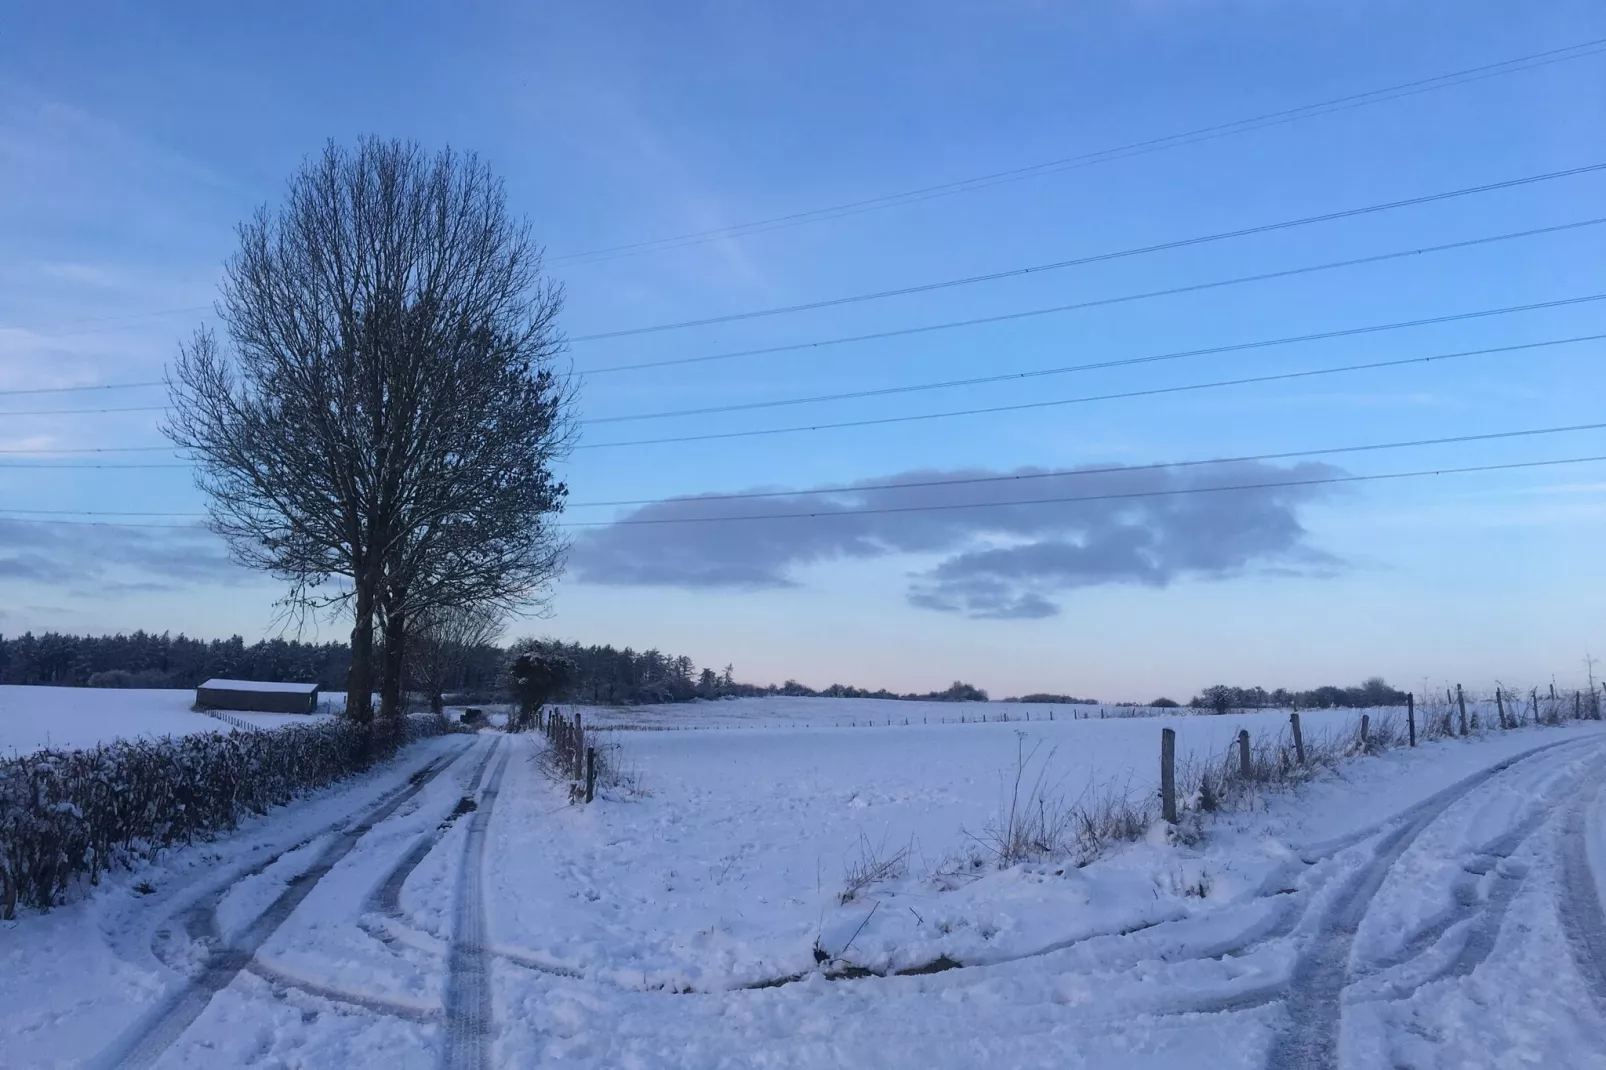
<box><xmin>2</xmin><ymin>697</ymin><xmax>1603</xmax><ymax>1068</ymax></box>
<box><xmin>560</xmin><ymin>695</ymin><xmax>1188</xmax><ymax>731</ymax></box>
<box><xmin>0</xmin><ymin>684</ymin><xmax>334</xmax><ymax>756</ymax></box>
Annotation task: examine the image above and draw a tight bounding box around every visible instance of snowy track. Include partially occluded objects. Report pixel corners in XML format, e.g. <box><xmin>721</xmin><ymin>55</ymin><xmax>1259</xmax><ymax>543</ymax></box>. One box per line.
<box><xmin>94</xmin><ymin>743</ymin><xmax>474</xmax><ymax>1069</ymax></box>
<box><xmin>1268</xmin><ymin>736</ymin><xmax>1605</xmax><ymax>1068</ymax></box>
<box><xmin>442</xmin><ymin>740</ymin><xmax>510</xmax><ymax>1070</ymax></box>
<box><xmin>1561</xmin><ymin>779</ymin><xmax>1606</xmax><ymax>1012</ymax></box>
<box><xmin>7</xmin><ymin>721</ymin><xmax>1606</xmax><ymax>1068</ymax></box>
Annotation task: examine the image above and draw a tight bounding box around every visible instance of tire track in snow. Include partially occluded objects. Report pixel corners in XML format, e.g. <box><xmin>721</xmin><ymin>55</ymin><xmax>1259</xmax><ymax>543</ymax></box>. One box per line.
<box><xmin>368</xmin><ymin>737</ymin><xmax>503</xmax><ymax>927</ymax></box>
<box><xmin>1266</xmin><ymin>735</ymin><xmax>1601</xmax><ymax>1070</ymax></box>
<box><xmin>441</xmin><ymin>738</ymin><xmax>510</xmax><ymax>1070</ymax></box>
<box><xmin>234</xmin><ymin>737</ymin><xmax>508</xmax><ymax>1023</ymax></box>
<box><xmin>92</xmin><ymin>739</ymin><xmax>475</xmax><ymax>1070</ymax></box>
<box><xmin>1559</xmin><ymin>779</ymin><xmax>1606</xmax><ymax>1010</ymax></box>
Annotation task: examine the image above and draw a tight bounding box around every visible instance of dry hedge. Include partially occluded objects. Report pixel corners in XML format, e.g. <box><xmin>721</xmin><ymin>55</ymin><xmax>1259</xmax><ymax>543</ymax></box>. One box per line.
<box><xmin>0</xmin><ymin>714</ymin><xmax>444</xmax><ymax>918</ymax></box>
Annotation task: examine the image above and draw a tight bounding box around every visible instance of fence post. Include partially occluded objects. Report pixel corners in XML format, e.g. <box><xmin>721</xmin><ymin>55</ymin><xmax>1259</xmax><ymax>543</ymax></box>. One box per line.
<box><xmin>1160</xmin><ymin>728</ymin><xmax>1178</xmax><ymax>824</ymax></box>
<box><xmin>585</xmin><ymin>747</ymin><xmax>596</xmax><ymax>803</ymax></box>
<box><xmin>1457</xmin><ymin>685</ymin><xmax>1469</xmax><ymax>736</ymax></box>
<box><xmin>1237</xmin><ymin>729</ymin><xmax>1252</xmax><ymax>781</ymax></box>
<box><xmin>575</xmin><ymin>713</ymin><xmax>585</xmax><ymax>779</ymax></box>
<box><xmin>1531</xmin><ymin>688</ymin><xmax>1539</xmax><ymax>725</ymax></box>
<box><xmin>1290</xmin><ymin>712</ymin><xmax>1306</xmax><ymax>766</ymax></box>
<box><xmin>1495</xmin><ymin>687</ymin><xmax>1506</xmax><ymax>730</ymax></box>
<box><xmin>1407</xmin><ymin>693</ymin><xmax>1416</xmax><ymax>747</ymax></box>
<box><xmin>1360</xmin><ymin>713</ymin><xmax>1370</xmax><ymax>750</ymax></box>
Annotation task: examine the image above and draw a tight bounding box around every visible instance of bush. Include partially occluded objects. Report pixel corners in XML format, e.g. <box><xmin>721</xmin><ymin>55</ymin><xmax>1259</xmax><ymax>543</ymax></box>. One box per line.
<box><xmin>0</xmin><ymin>715</ymin><xmax>444</xmax><ymax>918</ymax></box>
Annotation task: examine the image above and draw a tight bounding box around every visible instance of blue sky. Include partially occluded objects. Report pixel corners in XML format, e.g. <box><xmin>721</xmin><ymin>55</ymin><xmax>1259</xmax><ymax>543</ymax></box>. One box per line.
<box><xmin>1</xmin><ymin>0</ymin><xmax>1603</xmax><ymax>699</ymax></box>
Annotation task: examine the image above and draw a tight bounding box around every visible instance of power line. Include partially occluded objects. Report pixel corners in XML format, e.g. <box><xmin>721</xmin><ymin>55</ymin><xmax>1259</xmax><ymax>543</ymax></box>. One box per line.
<box><xmin>582</xmin><ymin>293</ymin><xmax>1606</xmax><ymax>425</ymax></box>
<box><xmin>0</xmin><ymin>380</ymin><xmax>165</xmax><ymax>398</ymax></box>
<box><xmin>562</xmin><ymin>422</ymin><xmax>1606</xmax><ymax>509</ymax></box>
<box><xmin>6</xmin><ymin>429</ymin><xmax>1603</xmax><ymax>526</ymax></box>
<box><xmin>0</xmin><ymin>445</ymin><xmax>178</xmax><ymax>456</ymax></box>
<box><xmin>567</xmin><ymin>163</ymin><xmax>1606</xmax><ymax>342</ymax></box>
<box><xmin>0</xmin><ymin>305</ymin><xmax>211</xmax><ymax>336</ymax></box>
<box><xmin>574</xmin><ymin>334</ymin><xmax>1605</xmax><ymax>450</ymax></box>
<box><xmin>9</xmin><ymin>38</ymin><xmax>1603</xmax><ymax>352</ymax></box>
<box><xmin>0</xmin><ymin>517</ymin><xmax>202</xmax><ymax>530</ymax></box>
<box><xmin>550</xmin><ymin>37</ymin><xmax>1606</xmax><ymax>265</ymax></box>
<box><xmin>10</xmin><ymin>332</ymin><xmax>1598</xmax><ymax>458</ymax></box>
<box><xmin>555</xmin><ymin>455</ymin><xmax>1606</xmax><ymax>527</ymax></box>
<box><xmin>14</xmin><ymin>422</ymin><xmax>1601</xmax><ymax>515</ymax></box>
<box><xmin>577</xmin><ymin>217</ymin><xmax>1606</xmax><ymax>375</ymax></box>
<box><xmin>0</xmin><ymin>508</ymin><xmax>207</xmax><ymax>517</ymax></box>
<box><xmin>0</xmin><ymin>405</ymin><xmax>168</xmax><ymax>417</ymax></box>
<box><xmin>2</xmin><ymin>291</ymin><xmax>1596</xmax><ymax>436</ymax></box>
<box><xmin>0</xmin><ymin>461</ymin><xmax>190</xmax><ymax>469</ymax></box>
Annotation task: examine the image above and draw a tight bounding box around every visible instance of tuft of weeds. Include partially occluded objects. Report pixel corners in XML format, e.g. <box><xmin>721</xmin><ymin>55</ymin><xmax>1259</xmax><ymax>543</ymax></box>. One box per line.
<box><xmin>839</xmin><ymin>833</ymin><xmax>910</xmax><ymax>904</ymax></box>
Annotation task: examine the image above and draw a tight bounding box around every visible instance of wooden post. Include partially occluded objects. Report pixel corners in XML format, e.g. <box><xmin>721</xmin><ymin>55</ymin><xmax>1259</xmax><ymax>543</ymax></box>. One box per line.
<box><xmin>1495</xmin><ymin>687</ymin><xmax>1506</xmax><ymax>730</ymax></box>
<box><xmin>1447</xmin><ymin>687</ymin><xmax>1454</xmax><ymax>707</ymax></box>
<box><xmin>585</xmin><ymin>747</ymin><xmax>596</xmax><ymax>803</ymax></box>
<box><xmin>1160</xmin><ymin>728</ymin><xmax>1178</xmax><ymax>824</ymax></box>
<box><xmin>1531</xmin><ymin>688</ymin><xmax>1539</xmax><ymax>725</ymax></box>
<box><xmin>1407</xmin><ymin>693</ymin><xmax>1416</xmax><ymax>747</ymax></box>
<box><xmin>1360</xmin><ymin>713</ymin><xmax>1370</xmax><ymax>750</ymax></box>
<box><xmin>1457</xmin><ymin>684</ymin><xmax>1468</xmax><ymax>737</ymax></box>
<box><xmin>1237</xmin><ymin>729</ymin><xmax>1252</xmax><ymax>781</ymax></box>
<box><xmin>1290</xmin><ymin>712</ymin><xmax>1306</xmax><ymax>766</ymax></box>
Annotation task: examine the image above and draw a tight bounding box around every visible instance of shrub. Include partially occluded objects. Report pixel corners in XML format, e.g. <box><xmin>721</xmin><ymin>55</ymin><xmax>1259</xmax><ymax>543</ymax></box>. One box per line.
<box><xmin>0</xmin><ymin>715</ymin><xmax>444</xmax><ymax>918</ymax></box>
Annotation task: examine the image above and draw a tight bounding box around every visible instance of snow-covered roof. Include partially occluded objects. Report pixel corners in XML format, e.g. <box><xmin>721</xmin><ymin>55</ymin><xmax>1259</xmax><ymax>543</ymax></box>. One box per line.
<box><xmin>197</xmin><ymin>679</ymin><xmax>320</xmax><ymax>694</ymax></box>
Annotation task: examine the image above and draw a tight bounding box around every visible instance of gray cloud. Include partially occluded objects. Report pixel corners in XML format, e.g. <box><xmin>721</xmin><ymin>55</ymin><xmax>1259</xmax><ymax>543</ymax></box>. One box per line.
<box><xmin>0</xmin><ymin>520</ymin><xmax>249</xmax><ymax>593</ymax></box>
<box><xmin>570</xmin><ymin>461</ymin><xmax>1345</xmax><ymax>619</ymax></box>
<box><xmin>0</xmin><ymin>553</ymin><xmax>76</xmax><ymax>583</ymax></box>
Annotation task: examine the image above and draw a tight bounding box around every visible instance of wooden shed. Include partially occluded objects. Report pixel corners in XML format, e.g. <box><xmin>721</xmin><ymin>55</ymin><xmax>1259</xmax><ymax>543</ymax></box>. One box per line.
<box><xmin>195</xmin><ymin>679</ymin><xmax>320</xmax><ymax>714</ymax></box>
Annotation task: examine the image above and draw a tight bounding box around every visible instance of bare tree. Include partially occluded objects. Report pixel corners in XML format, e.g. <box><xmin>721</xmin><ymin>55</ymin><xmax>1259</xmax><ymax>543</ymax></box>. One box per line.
<box><xmin>409</xmin><ymin>603</ymin><xmax>506</xmax><ymax>715</ymax></box>
<box><xmin>166</xmin><ymin>138</ymin><xmax>573</xmax><ymax>733</ymax></box>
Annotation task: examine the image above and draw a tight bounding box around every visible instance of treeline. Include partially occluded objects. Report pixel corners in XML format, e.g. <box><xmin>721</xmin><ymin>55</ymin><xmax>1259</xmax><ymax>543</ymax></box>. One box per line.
<box><xmin>515</xmin><ymin>641</ymin><xmax>992</xmax><ymax>704</ymax></box>
<box><xmin>1189</xmin><ymin>677</ymin><xmax>1409</xmax><ymax>712</ymax></box>
<box><xmin>1004</xmin><ymin>692</ymin><xmax>1100</xmax><ymax>705</ymax></box>
<box><xmin>0</xmin><ymin>632</ymin><xmax>358</xmax><ymax>690</ymax></box>
<box><xmin>772</xmin><ymin>679</ymin><xmax>989</xmax><ymax>702</ymax></box>
<box><xmin>0</xmin><ymin>630</ymin><xmax>510</xmax><ymax>694</ymax></box>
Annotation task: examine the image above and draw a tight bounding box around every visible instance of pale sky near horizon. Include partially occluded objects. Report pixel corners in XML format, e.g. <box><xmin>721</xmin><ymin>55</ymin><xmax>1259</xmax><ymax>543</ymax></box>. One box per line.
<box><xmin>1</xmin><ymin>1</ymin><xmax>1603</xmax><ymax>701</ymax></box>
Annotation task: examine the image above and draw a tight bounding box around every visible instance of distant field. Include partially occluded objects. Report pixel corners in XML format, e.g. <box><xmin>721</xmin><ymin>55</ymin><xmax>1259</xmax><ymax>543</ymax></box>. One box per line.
<box><xmin>550</xmin><ymin>694</ymin><xmax>1187</xmax><ymax>730</ymax></box>
<box><xmin>0</xmin><ymin>685</ymin><xmax>335</xmax><ymax>756</ymax></box>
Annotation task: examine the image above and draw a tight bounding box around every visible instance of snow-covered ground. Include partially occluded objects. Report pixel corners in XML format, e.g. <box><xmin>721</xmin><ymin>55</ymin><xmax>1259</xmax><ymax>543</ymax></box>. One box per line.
<box><xmin>0</xmin><ymin>684</ymin><xmax>334</xmax><ymax>756</ymax></box>
<box><xmin>1</xmin><ymin>703</ymin><xmax>1603</xmax><ymax>1068</ymax></box>
<box><xmin>559</xmin><ymin>695</ymin><xmax>1189</xmax><ymax>731</ymax></box>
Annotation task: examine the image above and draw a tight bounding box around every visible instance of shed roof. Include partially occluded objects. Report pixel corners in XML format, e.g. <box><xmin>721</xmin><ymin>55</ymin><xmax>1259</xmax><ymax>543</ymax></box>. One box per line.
<box><xmin>198</xmin><ymin>679</ymin><xmax>320</xmax><ymax>694</ymax></box>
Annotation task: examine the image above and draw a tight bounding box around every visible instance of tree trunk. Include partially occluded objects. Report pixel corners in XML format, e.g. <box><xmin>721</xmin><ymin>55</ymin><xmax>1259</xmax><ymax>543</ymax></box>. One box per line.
<box><xmin>346</xmin><ymin>581</ymin><xmax>376</xmax><ymax>726</ymax></box>
<box><xmin>379</xmin><ymin>604</ymin><xmax>407</xmax><ymax>729</ymax></box>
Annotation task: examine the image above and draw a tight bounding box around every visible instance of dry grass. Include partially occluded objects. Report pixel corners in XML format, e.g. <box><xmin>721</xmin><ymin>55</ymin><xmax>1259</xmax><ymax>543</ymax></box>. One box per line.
<box><xmin>839</xmin><ymin>833</ymin><xmax>911</xmax><ymax>904</ymax></box>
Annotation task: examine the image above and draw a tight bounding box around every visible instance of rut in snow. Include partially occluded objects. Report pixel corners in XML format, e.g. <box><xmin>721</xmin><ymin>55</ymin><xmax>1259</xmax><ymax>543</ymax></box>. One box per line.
<box><xmin>1266</xmin><ymin>736</ymin><xmax>1598</xmax><ymax>1070</ymax></box>
<box><xmin>92</xmin><ymin>740</ymin><xmax>474</xmax><ymax>1070</ymax></box>
<box><xmin>442</xmin><ymin>739</ymin><xmax>511</xmax><ymax>1070</ymax></box>
<box><xmin>1559</xmin><ymin>780</ymin><xmax>1606</xmax><ymax>1010</ymax></box>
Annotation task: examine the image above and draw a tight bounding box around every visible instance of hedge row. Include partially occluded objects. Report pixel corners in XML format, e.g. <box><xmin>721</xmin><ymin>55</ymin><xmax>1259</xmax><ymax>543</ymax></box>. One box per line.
<box><xmin>0</xmin><ymin>715</ymin><xmax>445</xmax><ymax>918</ymax></box>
